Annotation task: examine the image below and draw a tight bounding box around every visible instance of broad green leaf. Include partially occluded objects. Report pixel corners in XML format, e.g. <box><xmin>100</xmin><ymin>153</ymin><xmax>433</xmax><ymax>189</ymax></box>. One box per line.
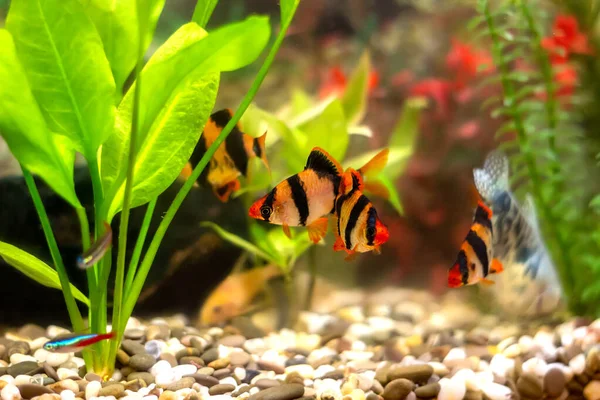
<box><xmin>231</xmin><ymin>157</ymin><xmax>272</xmax><ymax>198</ymax></box>
<box><xmin>0</xmin><ymin>30</ymin><xmax>81</xmax><ymax>208</ymax></box>
<box><xmin>388</xmin><ymin>96</ymin><xmax>426</xmax><ymax>149</ymax></box>
<box><xmin>240</xmin><ymin>103</ymin><xmax>295</xmax><ymax>148</ymax></box>
<box><xmin>341</xmin><ymin>51</ymin><xmax>370</xmax><ymax>126</ymax></box>
<box><xmin>0</xmin><ymin>241</ymin><xmax>89</xmax><ymax>305</ymax></box>
<box><xmin>192</xmin><ymin>0</ymin><xmax>218</xmax><ymax>28</ymax></box>
<box><xmin>248</xmin><ymin>222</ymin><xmax>281</xmax><ymax>261</ymax></box>
<box><xmin>290</xmin><ymin>88</ymin><xmax>314</xmax><ymax>117</ymax></box>
<box><xmin>81</xmin><ymin>0</ymin><xmax>166</xmax><ymax>96</ymax></box>
<box><xmin>122</xmin><ymin>18</ymin><xmax>270</xmax><ymax>157</ymax></box>
<box><xmin>265</xmin><ymin>228</ymin><xmax>311</xmax><ymax>273</ymax></box>
<box><xmin>379</xmin><ymin>175</ymin><xmax>403</xmax><ymax>214</ymax></box>
<box><xmin>6</xmin><ymin>0</ymin><xmax>116</xmax><ymax>160</ymax></box>
<box><xmin>104</xmin><ymin>72</ymin><xmax>220</xmax><ymax>219</ymax></box>
<box><xmin>201</xmin><ymin>221</ymin><xmax>279</xmax><ymax>266</ymax></box>
<box><xmin>298</xmin><ymin>99</ymin><xmax>348</xmax><ymax>162</ymax></box>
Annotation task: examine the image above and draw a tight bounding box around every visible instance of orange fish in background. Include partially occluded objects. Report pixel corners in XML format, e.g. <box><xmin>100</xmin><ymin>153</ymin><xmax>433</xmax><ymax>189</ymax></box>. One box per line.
<box><xmin>180</xmin><ymin>109</ymin><xmax>269</xmax><ymax>202</ymax></box>
<box><xmin>448</xmin><ymin>200</ymin><xmax>504</xmax><ymax>288</ymax></box>
<box><xmin>198</xmin><ymin>264</ymin><xmax>282</xmax><ymax>327</ymax></box>
<box><xmin>332</xmin><ymin>149</ymin><xmax>390</xmax><ymax>260</ymax></box>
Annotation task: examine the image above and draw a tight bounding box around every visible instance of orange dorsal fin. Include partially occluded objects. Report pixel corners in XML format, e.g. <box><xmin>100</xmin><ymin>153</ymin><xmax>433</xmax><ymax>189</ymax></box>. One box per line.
<box><xmin>480</xmin><ymin>278</ymin><xmax>495</xmax><ymax>286</ymax></box>
<box><xmin>358</xmin><ymin>148</ymin><xmax>389</xmax><ymax>179</ymax></box>
<box><xmin>305</xmin><ymin>147</ymin><xmax>343</xmax><ymax>176</ymax></box>
<box><xmin>307</xmin><ymin>217</ymin><xmax>328</xmax><ymax>244</ymax></box>
<box><xmin>363</xmin><ymin>181</ymin><xmax>390</xmax><ymax>200</ymax></box>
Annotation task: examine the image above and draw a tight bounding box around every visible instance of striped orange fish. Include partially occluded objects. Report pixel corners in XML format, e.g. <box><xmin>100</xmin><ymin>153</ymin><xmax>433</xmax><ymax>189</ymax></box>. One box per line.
<box><xmin>333</xmin><ymin>165</ymin><xmax>390</xmax><ymax>261</ymax></box>
<box><xmin>181</xmin><ymin>109</ymin><xmax>269</xmax><ymax>202</ymax></box>
<box><xmin>248</xmin><ymin>147</ymin><xmax>342</xmax><ymax>243</ymax></box>
<box><xmin>447</xmin><ymin>200</ymin><xmax>504</xmax><ymax>287</ymax></box>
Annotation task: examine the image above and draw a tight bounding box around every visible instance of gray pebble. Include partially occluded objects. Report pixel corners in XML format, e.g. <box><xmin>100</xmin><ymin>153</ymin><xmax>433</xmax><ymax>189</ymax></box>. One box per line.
<box><xmin>382</xmin><ymin>379</ymin><xmax>414</xmax><ymax>400</ymax></box>
<box><xmin>209</xmin><ymin>384</ymin><xmax>236</xmax><ymax>395</ymax></box>
<box><xmin>130</xmin><ymin>354</ymin><xmax>156</xmax><ymax>371</ymax></box>
<box><xmin>8</xmin><ymin>361</ymin><xmax>41</xmax><ymax>377</ymax></box>
<box><xmin>387</xmin><ymin>365</ymin><xmax>433</xmax><ymax>384</ymax></box>
<box><xmin>42</xmin><ymin>363</ymin><xmax>59</xmax><ymax>382</ymax></box>
<box><xmin>159</xmin><ymin>353</ymin><xmax>178</xmax><ymax>367</ymax></box>
<box><xmin>121</xmin><ymin>340</ymin><xmax>147</xmax><ymax>356</ymax></box>
<box><xmin>190</xmin><ymin>373</ymin><xmax>219</xmax><ymax>387</ymax></box>
<box><xmin>414</xmin><ymin>383</ymin><xmax>440</xmax><ymax>398</ymax></box>
<box><xmin>233</xmin><ymin>385</ymin><xmax>252</xmax><ymax>396</ymax></box>
<box><xmin>366</xmin><ymin>392</ymin><xmax>382</xmax><ymax>400</ymax></box>
<box><xmin>123</xmin><ymin>379</ymin><xmax>146</xmax><ymax>392</ymax></box>
<box><xmin>248</xmin><ymin>383</ymin><xmax>304</xmax><ymax>400</ymax></box>
<box><xmin>201</xmin><ymin>348</ymin><xmax>219</xmax><ymax>364</ymax></box>
<box><xmin>41</xmin><ymin>378</ymin><xmax>55</xmax><ymax>386</ymax></box>
<box><xmin>124</xmin><ymin>328</ymin><xmax>145</xmax><ymax>340</ymax></box>
<box><xmin>198</xmin><ymin>367</ymin><xmax>215</xmax><ymax>375</ymax></box>
<box><xmin>128</xmin><ymin>372</ymin><xmax>155</xmax><ymax>385</ymax></box>
<box><xmin>84</xmin><ymin>373</ymin><xmax>102</xmax><ymax>382</ymax></box>
<box><xmin>255</xmin><ymin>379</ymin><xmax>281</xmax><ymax>389</ymax></box>
<box><xmin>212</xmin><ymin>368</ymin><xmax>232</xmax><ymax>379</ymax></box>
<box><xmin>98</xmin><ymin>383</ymin><xmax>125</xmax><ymax>397</ymax></box>
<box><xmin>18</xmin><ymin>325</ymin><xmax>47</xmax><ymax>340</ymax></box>
<box><xmin>177</xmin><ymin>348</ymin><xmax>201</xmax><ymax>360</ymax></box>
<box><xmin>323</xmin><ymin>370</ymin><xmax>344</xmax><ymax>380</ymax></box>
<box><xmin>7</xmin><ymin>341</ymin><xmax>30</xmax><ymax>357</ymax></box>
<box><xmin>147</xmin><ymin>325</ymin><xmax>171</xmax><ymax>341</ymax></box>
<box><xmin>179</xmin><ymin>356</ymin><xmax>205</xmax><ymax>366</ymax></box>
<box><xmin>544</xmin><ymin>368</ymin><xmax>566</xmax><ymax>397</ymax></box>
<box><xmin>189</xmin><ymin>337</ymin><xmax>206</xmax><ymax>352</ymax></box>
<box><xmin>218</xmin><ymin>335</ymin><xmax>246</xmax><ymax>348</ymax></box>
<box><xmin>164</xmin><ymin>377</ymin><xmax>196</xmax><ymax>391</ymax></box>
<box><xmin>257</xmin><ymin>360</ymin><xmax>285</xmax><ymax>374</ymax></box>
<box><xmin>120</xmin><ymin>366</ymin><xmax>135</xmax><ymax>377</ymax></box>
<box><xmin>17</xmin><ymin>384</ymin><xmax>53</xmax><ymax>399</ymax></box>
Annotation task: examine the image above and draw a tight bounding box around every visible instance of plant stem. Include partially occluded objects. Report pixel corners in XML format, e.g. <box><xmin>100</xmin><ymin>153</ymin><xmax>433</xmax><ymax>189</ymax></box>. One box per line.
<box><xmin>483</xmin><ymin>0</ymin><xmax>577</xmax><ymax>309</ymax></box>
<box><xmin>107</xmin><ymin>11</ymin><xmax>147</xmax><ymax>375</ymax></box>
<box><xmin>305</xmin><ymin>245</ymin><xmax>317</xmax><ymax>311</ymax></box>
<box><xmin>125</xmin><ymin>198</ymin><xmax>157</xmax><ymax>294</ymax></box>
<box><xmin>21</xmin><ymin>168</ymin><xmax>92</xmax><ymax>368</ymax></box>
<box><xmin>121</xmin><ymin>7</ymin><xmax>299</xmax><ymax>328</ymax></box>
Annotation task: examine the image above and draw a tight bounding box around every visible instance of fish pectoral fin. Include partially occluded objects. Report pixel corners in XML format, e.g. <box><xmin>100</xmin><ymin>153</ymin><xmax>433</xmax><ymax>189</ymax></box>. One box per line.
<box><xmin>344</xmin><ymin>250</ymin><xmax>357</xmax><ymax>262</ymax></box>
<box><xmin>333</xmin><ymin>235</ymin><xmax>345</xmax><ymax>251</ymax></box>
<box><xmin>358</xmin><ymin>148</ymin><xmax>389</xmax><ymax>178</ymax></box>
<box><xmin>282</xmin><ymin>224</ymin><xmax>292</xmax><ymax>239</ymax></box>
<box><xmin>363</xmin><ymin>181</ymin><xmax>390</xmax><ymax>200</ymax></box>
<box><xmin>307</xmin><ymin>217</ymin><xmax>329</xmax><ymax>243</ymax></box>
<box><xmin>480</xmin><ymin>278</ymin><xmax>495</xmax><ymax>286</ymax></box>
<box><xmin>373</xmin><ymin>245</ymin><xmax>381</xmax><ymax>255</ymax></box>
<box><xmin>490</xmin><ymin>258</ymin><xmax>504</xmax><ymax>274</ymax></box>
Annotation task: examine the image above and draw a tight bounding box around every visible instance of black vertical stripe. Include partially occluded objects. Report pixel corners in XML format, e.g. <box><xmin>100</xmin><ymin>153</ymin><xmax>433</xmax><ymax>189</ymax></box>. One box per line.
<box><xmin>345</xmin><ymin>195</ymin><xmax>370</xmax><ymax>250</ymax></box>
<box><xmin>253</xmin><ymin>138</ymin><xmax>262</xmax><ymax>158</ymax></box>
<box><xmin>262</xmin><ymin>187</ymin><xmax>277</xmax><ymax>222</ymax></box>
<box><xmin>225</xmin><ymin>129</ymin><xmax>249</xmax><ymax>176</ymax></box>
<box><xmin>474</xmin><ymin>205</ymin><xmax>493</xmax><ymax>232</ymax></box>
<box><xmin>211</xmin><ymin>109</ymin><xmax>234</xmax><ymax>127</ymax></box>
<box><xmin>189</xmin><ymin>134</ymin><xmax>209</xmax><ymax>185</ymax></box>
<box><xmin>287</xmin><ymin>175</ymin><xmax>309</xmax><ymax>226</ymax></box>
<box><xmin>466</xmin><ymin>229</ymin><xmax>489</xmax><ymax>276</ymax></box>
<box><xmin>457</xmin><ymin>250</ymin><xmax>469</xmax><ymax>284</ymax></box>
<box><xmin>366</xmin><ymin>207</ymin><xmax>377</xmax><ymax>245</ymax></box>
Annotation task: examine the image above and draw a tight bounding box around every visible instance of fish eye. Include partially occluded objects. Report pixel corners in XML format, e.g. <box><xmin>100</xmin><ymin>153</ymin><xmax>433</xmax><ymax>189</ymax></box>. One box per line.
<box><xmin>367</xmin><ymin>226</ymin><xmax>376</xmax><ymax>237</ymax></box>
<box><xmin>260</xmin><ymin>206</ymin><xmax>272</xmax><ymax>218</ymax></box>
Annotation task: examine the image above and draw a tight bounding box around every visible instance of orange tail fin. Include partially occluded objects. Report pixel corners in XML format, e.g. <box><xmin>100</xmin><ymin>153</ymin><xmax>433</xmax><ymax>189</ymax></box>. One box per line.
<box><xmin>253</xmin><ymin>131</ymin><xmax>270</xmax><ymax>174</ymax></box>
<box><xmin>358</xmin><ymin>148</ymin><xmax>389</xmax><ymax>178</ymax></box>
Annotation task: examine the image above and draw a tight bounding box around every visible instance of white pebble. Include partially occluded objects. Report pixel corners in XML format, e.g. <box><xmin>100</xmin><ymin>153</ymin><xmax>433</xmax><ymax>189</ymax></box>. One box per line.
<box><xmin>219</xmin><ymin>376</ymin><xmax>237</xmax><ymax>387</ymax></box>
<box><xmin>522</xmin><ymin>357</ymin><xmax>548</xmax><ymax>377</ymax></box>
<box><xmin>86</xmin><ymin>381</ymin><xmax>101</xmax><ymax>400</ymax></box>
<box><xmin>428</xmin><ymin>362</ymin><xmax>449</xmax><ymax>376</ymax></box>
<box><xmin>13</xmin><ymin>376</ymin><xmax>30</xmax><ymax>386</ymax></box>
<box><xmin>125</xmin><ymin>317</ymin><xmax>142</xmax><ymax>330</ymax></box>
<box><xmin>502</xmin><ymin>344</ymin><xmax>521</xmax><ymax>358</ymax></box>
<box><xmin>47</xmin><ymin>325</ymin><xmax>70</xmax><ymax>338</ymax></box>
<box><xmin>342</xmin><ymin>351</ymin><xmax>373</xmax><ymax>362</ymax></box>
<box><xmin>155</xmin><ymin>370</ymin><xmax>177</xmax><ymax>386</ymax></box>
<box><xmin>195</xmin><ymin>385</ymin><xmax>208</xmax><ymax>396</ymax></box>
<box><xmin>149</xmin><ymin>360</ymin><xmax>172</xmax><ymax>376</ymax></box>
<box><xmin>206</xmin><ymin>396</ymin><xmax>234</xmax><ymax>400</ymax></box>
<box><xmin>61</xmin><ymin>390</ymin><xmax>76</xmax><ymax>400</ymax></box>
<box><xmin>57</xmin><ymin>368</ymin><xmax>78</xmax><ymax>381</ymax></box>
<box><xmin>0</xmin><ymin>384</ymin><xmax>20</xmax><ymax>400</ymax></box>
<box><xmin>142</xmin><ymin>396</ymin><xmax>157</xmax><ymax>400</ymax></box>
<box><xmin>9</xmin><ymin>354</ymin><xmax>37</xmax><ymax>364</ymax></box>
<box><xmin>71</xmin><ymin>357</ymin><xmax>85</xmax><ymax>368</ymax></box>
<box><xmin>144</xmin><ymin>340</ymin><xmax>165</xmax><ymax>359</ymax></box>
<box><xmin>444</xmin><ymin>348</ymin><xmax>466</xmax><ymax>362</ymax></box>
<box><xmin>346</xmin><ymin>324</ymin><xmax>373</xmax><ymax>342</ymax></box>
<box><xmin>351</xmin><ymin>341</ymin><xmax>367</xmax><ymax>352</ymax></box>
<box><xmin>166</xmin><ymin>338</ymin><xmax>185</xmax><ymax>355</ymax></box>
<box><xmin>0</xmin><ymin>376</ymin><xmax>14</xmax><ymax>384</ymax></box>
<box><xmin>285</xmin><ymin>364</ymin><xmax>314</xmax><ymax>379</ymax></box>
<box><xmin>45</xmin><ymin>352</ymin><xmax>70</xmax><ymax>367</ymax></box>
<box><xmin>481</xmin><ymin>382</ymin><xmax>512</xmax><ymax>400</ymax></box>
<box><xmin>451</xmin><ymin>369</ymin><xmax>476</xmax><ymax>390</ymax></box>
<box><xmin>234</xmin><ymin>367</ymin><xmax>246</xmax><ymax>381</ymax></box>
<box><xmin>29</xmin><ymin>337</ymin><xmax>49</xmax><ymax>351</ymax></box>
<box><xmin>490</xmin><ymin>354</ymin><xmax>514</xmax><ymax>378</ymax></box>
<box><xmin>249</xmin><ymin>387</ymin><xmax>260</xmax><ymax>395</ymax></box>
<box><xmin>314</xmin><ymin>365</ymin><xmax>336</xmax><ymax>379</ymax></box>
<box><xmin>244</xmin><ymin>338</ymin><xmax>266</xmax><ymax>355</ymax></box>
<box><xmin>121</xmin><ymin>396</ymin><xmax>143</xmax><ymax>400</ymax></box>
<box><xmin>438</xmin><ymin>377</ymin><xmax>466</xmax><ymax>400</ymax></box>
<box><xmin>518</xmin><ymin>335</ymin><xmax>535</xmax><ymax>353</ymax></box>
<box><xmin>33</xmin><ymin>349</ymin><xmax>50</xmax><ymax>363</ymax></box>
<box><xmin>175</xmin><ymin>388</ymin><xmax>194</xmax><ymax>398</ymax></box>
<box><xmin>172</xmin><ymin>364</ymin><xmax>196</xmax><ymax>378</ymax></box>
<box><xmin>569</xmin><ymin>353</ymin><xmax>586</xmax><ymax>375</ymax></box>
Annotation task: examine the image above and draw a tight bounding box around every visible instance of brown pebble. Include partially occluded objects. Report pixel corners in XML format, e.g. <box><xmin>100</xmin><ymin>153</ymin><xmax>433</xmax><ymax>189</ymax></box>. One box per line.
<box><xmin>544</xmin><ymin>368</ymin><xmax>566</xmax><ymax>398</ymax></box>
<box><xmin>213</xmin><ymin>368</ymin><xmax>232</xmax><ymax>380</ymax></box>
<box><xmin>159</xmin><ymin>390</ymin><xmax>177</xmax><ymax>400</ymax></box>
<box><xmin>464</xmin><ymin>390</ymin><xmax>483</xmax><ymax>400</ymax></box>
<box><xmin>209</xmin><ymin>384</ymin><xmax>236</xmax><ymax>395</ymax></box>
<box><xmin>366</xmin><ymin>393</ymin><xmax>382</xmax><ymax>400</ymax></box>
<box><xmin>176</xmin><ymin>348</ymin><xmax>201</xmax><ymax>360</ymax></box>
<box><xmin>84</xmin><ymin>373</ymin><xmax>102</xmax><ymax>382</ymax></box>
<box><xmin>159</xmin><ymin>353</ymin><xmax>178</xmax><ymax>367</ymax></box>
<box><xmin>577</xmin><ymin>373</ymin><xmax>591</xmax><ymax>386</ymax></box>
<box><xmin>190</xmin><ymin>337</ymin><xmax>206</xmax><ymax>352</ymax></box>
<box><xmin>18</xmin><ymin>325</ymin><xmax>46</xmax><ymax>340</ymax></box>
<box><xmin>164</xmin><ymin>377</ymin><xmax>195</xmax><ymax>391</ymax></box>
<box><xmin>17</xmin><ymin>384</ymin><xmax>53</xmax><ymax>399</ymax></box>
<box><xmin>198</xmin><ymin>367</ymin><xmax>215</xmax><ymax>375</ymax></box>
<box><xmin>117</xmin><ymin>349</ymin><xmax>130</xmax><ymax>365</ymax></box>
<box><xmin>120</xmin><ymin>367</ymin><xmax>135</xmax><ymax>377</ymax></box>
<box><xmin>189</xmin><ymin>373</ymin><xmax>219</xmax><ymax>387</ymax></box>
<box><xmin>382</xmin><ymin>379</ymin><xmax>414</xmax><ymax>400</ymax></box>
<box><xmin>230</xmin><ymin>351</ymin><xmax>251</xmax><ymax>366</ymax></box>
<box><xmin>30</xmin><ymin>394</ymin><xmax>60</xmax><ymax>400</ymax></box>
<box><xmin>218</xmin><ymin>335</ymin><xmax>246</xmax><ymax>348</ymax></box>
<box><xmin>98</xmin><ymin>383</ymin><xmax>125</xmax><ymax>397</ymax></box>
<box><xmin>371</xmin><ymin>380</ymin><xmax>384</xmax><ymax>395</ymax></box>
<box><xmin>255</xmin><ymin>378</ymin><xmax>281</xmax><ymax>389</ymax></box>
<box><xmin>147</xmin><ymin>325</ymin><xmax>171</xmax><ymax>341</ymax></box>
<box><xmin>258</xmin><ymin>360</ymin><xmax>285</xmax><ymax>374</ymax></box>
<box><xmin>248</xmin><ymin>383</ymin><xmax>304</xmax><ymax>400</ymax></box>
<box><xmin>285</xmin><ymin>372</ymin><xmax>304</xmax><ymax>385</ymax></box>
<box><xmin>517</xmin><ymin>373</ymin><xmax>543</xmax><ymax>399</ymax></box>
<box><xmin>179</xmin><ymin>356</ymin><xmax>205</xmax><ymax>366</ymax></box>
<box><xmin>233</xmin><ymin>385</ymin><xmax>252</xmax><ymax>396</ymax></box>
<box><xmin>375</xmin><ymin>362</ymin><xmax>393</xmax><ymax>386</ymax></box>
<box><xmin>123</xmin><ymin>379</ymin><xmax>146</xmax><ymax>392</ymax></box>
<box><xmin>388</xmin><ymin>365</ymin><xmax>433</xmax><ymax>385</ymax></box>
<box><xmin>43</xmin><ymin>363</ymin><xmax>59</xmax><ymax>382</ymax></box>
<box><xmin>414</xmin><ymin>383</ymin><xmax>440</xmax><ymax>398</ymax></box>
<box><xmin>128</xmin><ymin>372</ymin><xmax>155</xmax><ymax>385</ymax></box>
<box><xmin>7</xmin><ymin>341</ymin><xmax>30</xmax><ymax>357</ymax></box>
<box><xmin>208</xmin><ymin>358</ymin><xmax>230</xmax><ymax>369</ymax></box>
<box><xmin>48</xmin><ymin>379</ymin><xmax>79</xmax><ymax>394</ymax></box>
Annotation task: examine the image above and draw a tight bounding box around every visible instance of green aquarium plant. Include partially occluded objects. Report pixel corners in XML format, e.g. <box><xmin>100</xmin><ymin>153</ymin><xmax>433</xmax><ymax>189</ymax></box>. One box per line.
<box><xmin>0</xmin><ymin>0</ymin><xmax>299</xmax><ymax>377</ymax></box>
<box><xmin>470</xmin><ymin>0</ymin><xmax>600</xmax><ymax>316</ymax></box>
<box><xmin>201</xmin><ymin>52</ymin><xmax>425</xmax><ymax>311</ymax></box>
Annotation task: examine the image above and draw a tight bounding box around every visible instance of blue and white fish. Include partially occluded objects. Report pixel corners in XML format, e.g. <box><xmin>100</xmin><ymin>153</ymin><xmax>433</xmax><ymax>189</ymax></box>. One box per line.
<box><xmin>473</xmin><ymin>150</ymin><xmax>563</xmax><ymax>315</ymax></box>
<box><xmin>77</xmin><ymin>222</ymin><xmax>112</xmax><ymax>269</ymax></box>
<box><xmin>43</xmin><ymin>332</ymin><xmax>115</xmax><ymax>353</ymax></box>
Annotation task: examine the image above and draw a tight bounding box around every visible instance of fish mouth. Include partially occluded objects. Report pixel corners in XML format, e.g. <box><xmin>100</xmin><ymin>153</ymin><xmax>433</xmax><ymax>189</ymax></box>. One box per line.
<box><xmin>447</xmin><ymin>265</ymin><xmax>463</xmax><ymax>288</ymax></box>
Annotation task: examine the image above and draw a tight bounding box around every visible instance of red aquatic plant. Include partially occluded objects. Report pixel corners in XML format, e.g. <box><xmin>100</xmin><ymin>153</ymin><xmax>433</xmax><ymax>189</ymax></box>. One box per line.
<box><xmin>319</xmin><ymin>65</ymin><xmax>380</xmax><ymax>99</ymax></box>
<box><xmin>445</xmin><ymin>39</ymin><xmax>495</xmax><ymax>88</ymax></box>
<box><xmin>541</xmin><ymin>15</ymin><xmax>593</xmax><ymax>64</ymax></box>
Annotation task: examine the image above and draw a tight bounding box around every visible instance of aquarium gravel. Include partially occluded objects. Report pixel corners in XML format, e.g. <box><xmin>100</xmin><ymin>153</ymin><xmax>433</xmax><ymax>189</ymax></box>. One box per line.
<box><xmin>0</xmin><ymin>290</ymin><xmax>599</xmax><ymax>400</ymax></box>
